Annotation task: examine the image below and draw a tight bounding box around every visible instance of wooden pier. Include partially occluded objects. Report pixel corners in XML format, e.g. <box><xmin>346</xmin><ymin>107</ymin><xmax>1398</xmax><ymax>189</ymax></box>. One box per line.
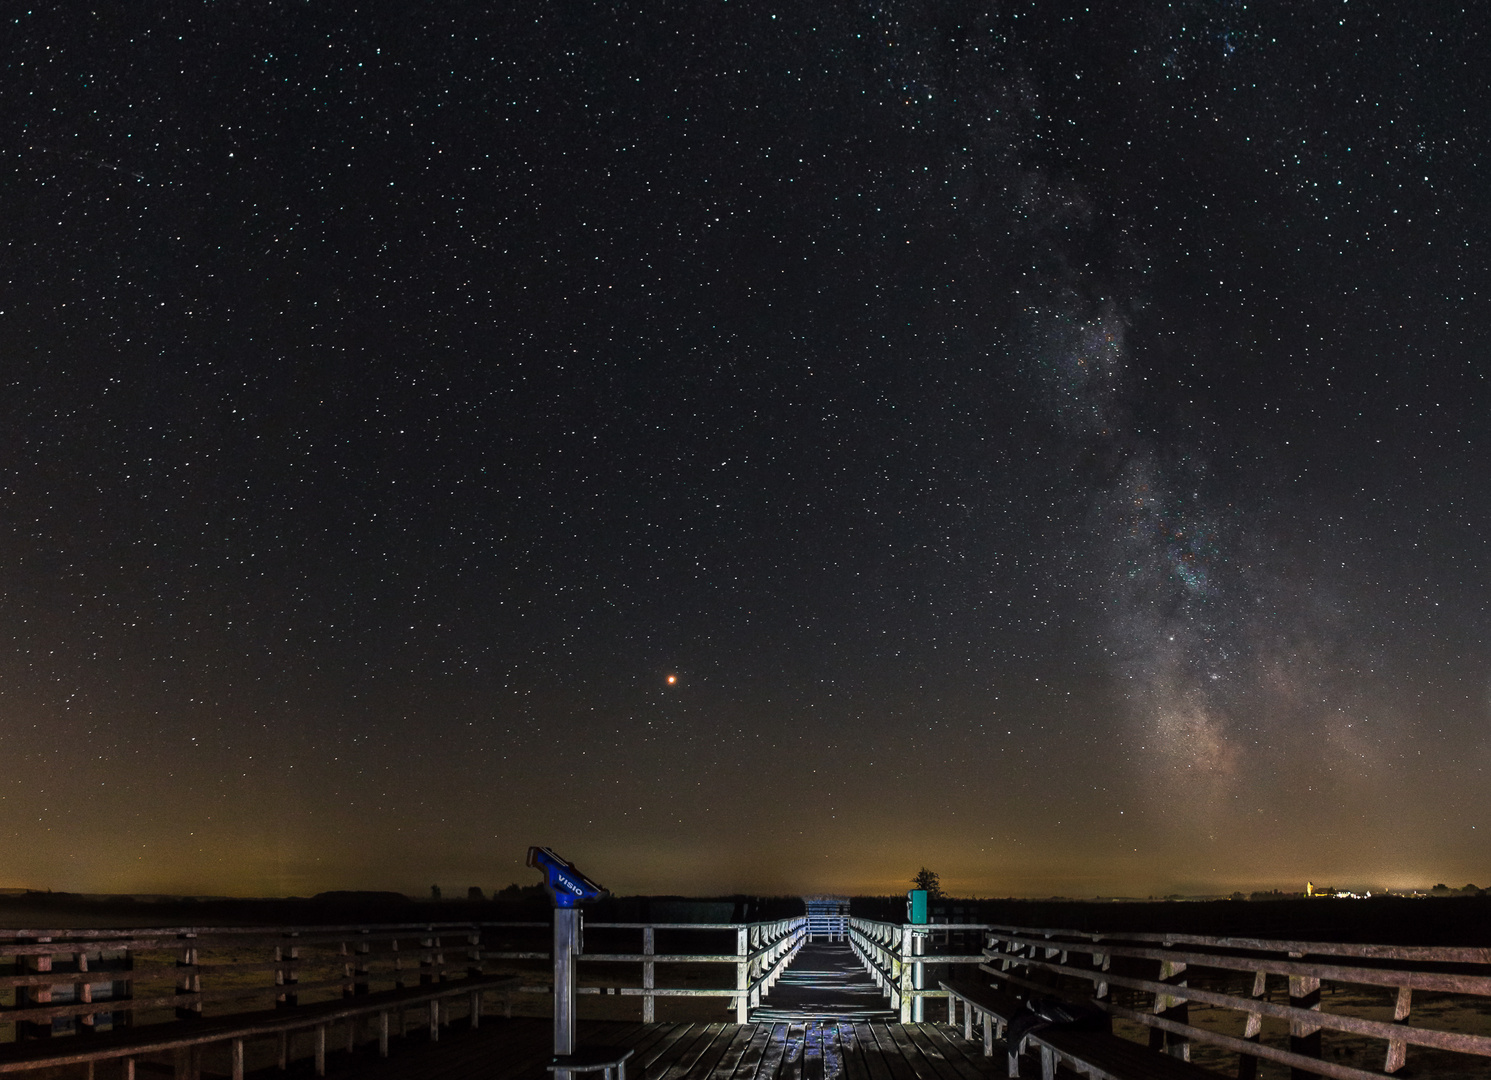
<box><xmin>8</xmin><ymin>915</ymin><xmax>1491</xmax><ymax>1079</ymax></box>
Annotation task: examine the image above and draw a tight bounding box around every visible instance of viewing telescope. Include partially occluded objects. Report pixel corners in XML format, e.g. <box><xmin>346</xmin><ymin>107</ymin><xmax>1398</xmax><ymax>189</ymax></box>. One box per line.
<box><xmin>527</xmin><ymin>846</ymin><xmax>623</xmax><ymax>1079</ymax></box>
<box><xmin>526</xmin><ymin>845</ymin><xmax>607</xmax><ymax>908</ymax></box>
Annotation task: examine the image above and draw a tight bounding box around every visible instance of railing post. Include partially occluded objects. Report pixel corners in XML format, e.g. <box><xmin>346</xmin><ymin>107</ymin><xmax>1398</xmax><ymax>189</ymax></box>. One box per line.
<box><xmin>898</xmin><ymin>926</ymin><xmax>913</xmax><ymax>1022</ymax></box>
<box><xmin>1385</xmin><ymin>985</ymin><xmax>1412</xmax><ymax>1073</ymax></box>
<box><xmin>912</xmin><ymin>930</ymin><xmax>925</xmax><ymax>1023</ymax></box>
<box><xmin>17</xmin><ymin>936</ymin><xmax>54</xmax><ymax>1040</ymax></box>
<box><xmin>1288</xmin><ymin>965</ymin><xmax>1322</xmax><ymax>1078</ymax></box>
<box><xmin>1151</xmin><ymin>956</ymin><xmax>1189</xmax><ymax>1060</ymax></box>
<box><xmin>174</xmin><ymin>1045</ymin><xmax>201</xmax><ymax>1080</ymax></box>
<box><xmin>1235</xmin><ymin>969</ymin><xmax>1266</xmax><ymax>1080</ymax></box>
<box><xmin>276</xmin><ymin>933</ymin><xmax>299</xmax><ymax>1008</ymax></box>
<box><xmin>355</xmin><ymin>931</ymin><xmax>371</xmax><ymax>994</ymax></box>
<box><xmin>176</xmin><ymin>934</ymin><xmax>202</xmax><ymax>1020</ymax></box>
<box><xmin>735</xmin><ymin>926</ymin><xmax>749</xmax><ymax>1022</ymax></box>
<box><xmin>1090</xmin><ymin>935</ymin><xmax>1109</xmax><ymax>1000</ymax></box>
<box><xmin>468</xmin><ymin>928</ymin><xmax>483</xmax><ymax>978</ymax></box>
<box><xmin>750</xmin><ymin>923</ymin><xmax>763</xmax><ymax>1005</ymax></box>
<box><xmin>116</xmin><ymin>943</ymin><xmax>135</xmax><ymax>1031</ymax></box>
<box><xmin>642</xmin><ymin>927</ymin><xmax>655</xmax><ymax>1023</ymax></box>
<box><xmin>76</xmin><ymin>949</ymin><xmax>95</xmax><ymax>1036</ymax></box>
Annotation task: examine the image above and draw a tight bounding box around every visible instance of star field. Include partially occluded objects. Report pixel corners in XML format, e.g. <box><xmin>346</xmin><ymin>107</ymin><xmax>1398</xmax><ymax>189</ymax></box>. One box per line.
<box><xmin>2</xmin><ymin>0</ymin><xmax>1488</xmax><ymax>899</ymax></box>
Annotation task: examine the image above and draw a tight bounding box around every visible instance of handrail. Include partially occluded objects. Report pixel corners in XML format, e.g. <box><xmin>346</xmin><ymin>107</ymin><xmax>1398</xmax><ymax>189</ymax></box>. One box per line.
<box><xmin>847</xmin><ymin>917</ymin><xmax>988</xmax><ymax>1021</ymax></box>
<box><xmin>0</xmin><ymin>973</ymin><xmax>518</xmax><ymax>1077</ymax></box>
<box><xmin>987</xmin><ymin>929</ymin><xmax>1491</xmax><ymax>995</ymax></box>
<box><xmin>978</xmin><ymin>924</ymin><xmax>1491</xmax><ymax>966</ymax></box>
<box><xmin>569</xmin><ymin>916</ymin><xmax>806</xmax><ymax>1022</ymax></box>
<box><xmin>0</xmin><ymin>915</ymin><xmax>806</xmax><ymax>1071</ymax></box>
<box><xmin>979</xmin><ymin>923</ymin><xmax>1491</xmax><ymax>1077</ymax></box>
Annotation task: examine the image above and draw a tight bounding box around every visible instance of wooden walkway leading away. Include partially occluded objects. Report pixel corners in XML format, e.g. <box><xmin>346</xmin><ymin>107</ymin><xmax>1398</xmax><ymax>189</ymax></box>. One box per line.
<box><xmin>309</xmin><ymin>1016</ymin><xmax>1035</xmax><ymax>1080</ymax></box>
<box><xmin>751</xmin><ymin>944</ymin><xmax>895</xmax><ymax>1022</ymax></box>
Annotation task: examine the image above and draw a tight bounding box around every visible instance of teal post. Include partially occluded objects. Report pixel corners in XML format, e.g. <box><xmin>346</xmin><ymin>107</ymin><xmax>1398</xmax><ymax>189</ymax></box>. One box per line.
<box><xmin>908</xmin><ymin>890</ymin><xmax>928</xmax><ymax>925</ymax></box>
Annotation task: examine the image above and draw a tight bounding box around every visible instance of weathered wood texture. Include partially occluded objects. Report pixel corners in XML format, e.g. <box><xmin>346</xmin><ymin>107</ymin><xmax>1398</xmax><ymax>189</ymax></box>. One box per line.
<box><xmin>973</xmin><ymin>923</ymin><xmax>1491</xmax><ymax>1079</ymax></box>
<box><xmin>311</xmin><ymin>1017</ymin><xmax>1032</xmax><ymax>1080</ymax></box>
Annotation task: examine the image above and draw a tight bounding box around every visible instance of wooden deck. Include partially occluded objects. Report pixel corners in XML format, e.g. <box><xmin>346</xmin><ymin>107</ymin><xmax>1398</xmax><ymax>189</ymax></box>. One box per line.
<box><xmin>306</xmin><ymin>1017</ymin><xmax>1032</xmax><ymax>1080</ymax></box>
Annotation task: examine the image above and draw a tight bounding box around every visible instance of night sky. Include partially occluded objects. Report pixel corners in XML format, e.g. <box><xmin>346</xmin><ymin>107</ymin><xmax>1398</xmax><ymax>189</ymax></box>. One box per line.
<box><xmin>4</xmin><ymin>1</ymin><xmax>1488</xmax><ymax>901</ymax></box>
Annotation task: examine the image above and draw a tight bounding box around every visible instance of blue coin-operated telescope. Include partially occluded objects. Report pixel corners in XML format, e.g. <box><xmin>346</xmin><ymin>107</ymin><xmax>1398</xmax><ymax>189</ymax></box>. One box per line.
<box><xmin>528</xmin><ymin>846</ymin><xmax>607</xmax><ymax>908</ymax></box>
<box><xmin>529</xmin><ymin>848</ymin><xmax>624</xmax><ymax>1080</ymax></box>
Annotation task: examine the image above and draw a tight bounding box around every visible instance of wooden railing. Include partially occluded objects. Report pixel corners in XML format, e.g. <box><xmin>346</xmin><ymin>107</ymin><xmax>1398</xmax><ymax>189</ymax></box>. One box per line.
<box><xmin>554</xmin><ymin>918</ymin><xmax>805</xmax><ymax>1022</ymax></box>
<box><xmin>979</xmin><ymin>923</ymin><xmax>1491</xmax><ymax>1079</ymax></box>
<box><xmin>847</xmin><ymin>918</ymin><xmax>989</xmax><ymax>1022</ymax></box>
<box><xmin>0</xmin><ymin>916</ymin><xmax>804</xmax><ymax>1075</ymax></box>
<box><xmin>0</xmin><ymin>921</ymin><xmax>530</xmax><ymax>1077</ymax></box>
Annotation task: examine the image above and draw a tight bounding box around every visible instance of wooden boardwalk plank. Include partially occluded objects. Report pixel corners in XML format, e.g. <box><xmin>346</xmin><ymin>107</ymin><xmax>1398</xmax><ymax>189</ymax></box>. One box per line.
<box><xmin>862</xmin><ymin>1023</ymin><xmax>921</xmax><ymax>1080</ymax></box>
<box><xmin>819</xmin><ymin>1024</ymin><xmax>841</xmax><ymax>1080</ymax></box>
<box><xmin>777</xmin><ymin>1022</ymin><xmax>808</xmax><ymax>1080</ymax></box>
<box><xmin>825</xmin><ymin>1022</ymin><xmax>857</xmax><ymax>1080</ymax></box>
<box><xmin>703</xmin><ymin>1024</ymin><xmax>762</xmax><ymax>1080</ymax></box>
<box><xmin>621</xmin><ymin>1021</ymin><xmax>693</xmax><ymax>1063</ymax></box>
<box><xmin>723</xmin><ymin>1021</ymin><xmax>778</xmax><ymax>1080</ymax></box>
<box><xmin>879</xmin><ymin>1024</ymin><xmax>941</xmax><ymax>1080</ymax></box>
<box><xmin>634</xmin><ymin>1022</ymin><xmax>697</xmax><ymax>1064</ymax></box>
<box><xmin>838</xmin><ymin>1023</ymin><xmax>873</xmax><ymax>1080</ymax></box>
<box><xmin>918</xmin><ymin>1021</ymin><xmax>996</xmax><ymax>1075</ymax></box>
<box><xmin>904</xmin><ymin>1025</ymin><xmax>987</xmax><ymax>1080</ymax></box>
<box><xmin>656</xmin><ymin>1022</ymin><xmax>732</xmax><ymax>1080</ymax></box>
<box><xmin>803</xmin><ymin>1022</ymin><xmax>825</xmax><ymax>1080</ymax></box>
<box><xmin>891</xmin><ymin>1023</ymin><xmax>975</xmax><ymax>1080</ymax></box>
<box><xmin>724</xmin><ymin>1020</ymin><xmax>781</xmax><ymax>1080</ymax></box>
<box><xmin>683</xmin><ymin>1024</ymin><xmax>757</xmax><ymax>1080</ymax></box>
<box><xmin>636</xmin><ymin>1022</ymin><xmax>711</xmax><ymax>1078</ymax></box>
<box><xmin>850</xmin><ymin>1023</ymin><xmax>896</xmax><ymax>1080</ymax></box>
<box><xmin>749</xmin><ymin>1022</ymin><xmax>793</xmax><ymax>1080</ymax></box>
